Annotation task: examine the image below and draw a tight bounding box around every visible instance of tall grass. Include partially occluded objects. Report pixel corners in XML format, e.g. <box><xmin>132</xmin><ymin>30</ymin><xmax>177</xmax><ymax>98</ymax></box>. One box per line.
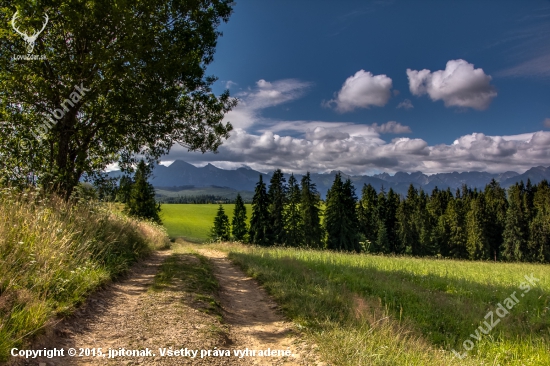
<box><xmin>0</xmin><ymin>187</ymin><xmax>169</xmax><ymax>361</ymax></box>
<box><xmin>208</xmin><ymin>243</ymin><xmax>550</xmax><ymax>365</ymax></box>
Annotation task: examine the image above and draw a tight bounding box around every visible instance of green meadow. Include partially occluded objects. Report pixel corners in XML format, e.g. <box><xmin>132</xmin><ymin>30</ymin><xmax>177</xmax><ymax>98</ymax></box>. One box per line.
<box><xmin>160</xmin><ymin>204</ymin><xmax>252</xmax><ymax>242</ymax></box>
<box><xmin>202</xmin><ymin>242</ymin><xmax>550</xmax><ymax>365</ymax></box>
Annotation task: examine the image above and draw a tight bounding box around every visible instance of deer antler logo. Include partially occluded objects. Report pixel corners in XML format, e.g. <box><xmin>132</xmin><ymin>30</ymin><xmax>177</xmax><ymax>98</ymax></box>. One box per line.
<box><xmin>11</xmin><ymin>11</ymin><xmax>49</xmax><ymax>54</ymax></box>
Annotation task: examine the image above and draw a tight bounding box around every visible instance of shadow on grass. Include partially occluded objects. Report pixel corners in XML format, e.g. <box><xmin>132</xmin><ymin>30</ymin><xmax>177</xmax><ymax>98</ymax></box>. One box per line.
<box><xmin>228</xmin><ymin>251</ymin><xmax>550</xmax><ymax>350</ymax></box>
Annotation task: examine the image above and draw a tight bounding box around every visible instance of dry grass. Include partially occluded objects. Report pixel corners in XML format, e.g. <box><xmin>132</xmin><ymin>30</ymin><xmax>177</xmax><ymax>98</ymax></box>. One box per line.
<box><xmin>0</xmin><ymin>186</ymin><xmax>169</xmax><ymax>361</ymax></box>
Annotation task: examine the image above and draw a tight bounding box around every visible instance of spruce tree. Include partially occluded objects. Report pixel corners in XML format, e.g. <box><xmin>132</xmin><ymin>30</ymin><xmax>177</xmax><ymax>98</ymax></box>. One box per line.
<box><xmin>268</xmin><ymin>169</ymin><xmax>287</xmax><ymax>245</ymax></box>
<box><xmin>325</xmin><ymin>174</ymin><xmax>360</xmax><ymax>252</ymax></box>
<box><xmin>374</xmin><ymin>188</ymin><xmax>390</xmax><ymax>253</ymax></box>
<box><xmin>484</xmin><ymin>179</ymin><xmax>508</xmax><ymax>260</ymax></box>
<box><xmin>466</xmin><ymin>193</ymin><xmax>490</xmax><ymax>260</ymax></box>
<box><xmin>301</xmin><ymin>172</ymin><xmax>323</xmax><ymax>248</ymax></box>
<box><xmin>358</xmin><ymin>184</ymin><xmax>378</xmax><ymax>247</ymax></box>
<box><xmin>386</xmin><ymin>188</ymin><xmax>401</xmax><ymax>254</ymax></box>
<box><xmin>232</xmin><ymin>193</ymin><xmax>248</xmax><ymax>242</ymax></box>
<box><xmin>125</xmin><ymin>160</ymin><xmax>161</xmax><ymax>224</ymax></box>
<box><xmin>284</xmin><ymin>174</ymin><xmax>304</xmax><ymax>247</ymax></box>
<box><xmin>211</xmin><ymin>204</ymin><xmax>231</xmax><ymax>241</ymax></box>
<box><xmin>249</xmin><ymin>175</ymin><xmax>272</xmax><ymax>246</ymax></box>
<box><xmin>528</xmin><ymin>180</ymin><xmax>550</xmax><ymax>262</ymax></box>
<box><xmin>503</xmin><ymin>183</ymin><xmax>529</xmax><ymax>261</ymax></box>
<box><xmin>397</xmin><ymin>184</ymin><xmax>420</xmax><ymax>255</ymax></box>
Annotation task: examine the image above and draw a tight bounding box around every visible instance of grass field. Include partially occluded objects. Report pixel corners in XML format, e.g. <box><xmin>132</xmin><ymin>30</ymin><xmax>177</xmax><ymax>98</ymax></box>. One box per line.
<box><xmin>201</xmin><ymin>242</ymin><xmax>550</xmax><ymax>365</ymax></box>
<box><xmin>161</xmin><ymin>204</ymin><xmax>252</xmax><ymax>242</ymax></box>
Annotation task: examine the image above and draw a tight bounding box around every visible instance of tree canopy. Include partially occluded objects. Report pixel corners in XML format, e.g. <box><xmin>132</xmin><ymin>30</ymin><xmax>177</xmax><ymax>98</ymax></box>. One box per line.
<box><xmin>0</xmin><ymin>0</ymin><xmax>237</xmax><ymax>199</ymax></box>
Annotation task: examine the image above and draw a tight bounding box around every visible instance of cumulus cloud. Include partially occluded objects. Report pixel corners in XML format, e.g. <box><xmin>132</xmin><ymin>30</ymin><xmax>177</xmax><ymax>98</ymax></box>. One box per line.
<box><xmin>165</xmin><ymin>77</ymin><xmax>548</xmax><ymax>175</ymax></box>
<box><xmin>325</xmin><ymin>70</ymin><xmax>393</xmax><ymax>113</ymax></box>
<box><xmin>407</xmin><ymin>59</ymin><xmax>497</xmax><ymax>110</ymax></box>
<box><xmin>544</xmin><ymin>118</ymin><xmax>550</xmax><ymax>128</ymax></box>
<box><xmin>167</xmin><ymin>129</ymin><xmax>550</xmax><ymax>175</ymax></box>
<box><xmin>397</xmin><ymin>99</ymin><xmax>414</xmax><ymax>109</ymax></box>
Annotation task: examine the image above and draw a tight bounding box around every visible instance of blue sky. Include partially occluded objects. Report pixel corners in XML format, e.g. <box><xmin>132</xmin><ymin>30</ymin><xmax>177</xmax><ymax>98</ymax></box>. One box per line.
<box><xmin>165</xmin><ymin>0</ymin><xmax>550</xmax><ymax>175</ymax></box>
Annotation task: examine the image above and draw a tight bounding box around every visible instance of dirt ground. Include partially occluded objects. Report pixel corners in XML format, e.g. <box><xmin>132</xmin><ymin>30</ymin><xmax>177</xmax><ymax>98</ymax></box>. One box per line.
<box><xmin>10</xmin><ymin>248</ymin><xmax>321</xmax><ymax>366</ymax></box>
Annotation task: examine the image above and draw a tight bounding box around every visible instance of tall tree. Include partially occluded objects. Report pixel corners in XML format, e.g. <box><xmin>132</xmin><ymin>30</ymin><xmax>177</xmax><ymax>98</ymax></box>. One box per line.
<box><xmin>502</xmin><ymin>183</ymin><xmax>529</xmax><ymax>261</ymax></box>
<box><xmin>325</xmin><ymin>174</ymin><xmax>360</xmax><ymax>252</ymax></box>
<box><xmin>397</xmin><ymin>184</ymin><xmax>420</xmax><ymax>255</ymax></box>
<box><xmin>284</xmin><ymin>174</ymin><xmax>303</xmax><ymax>247</ymax></box>
<box><xmin>0</xmin><ymin>0</ymin><xmax>237</xmax><ymax>199</ymax></box>
<box><xmin>231</xmin><ymin>193</ymin><xmax>248</xmax><ymax>242</ymax></box>
<box><xmin>357</xmin><ymin>183</ymin><xmax>378</xmax><ymax>248</ymax></box>
<box><xmin>125</xmin><ymin>160</ymin><xmax>161</xmax><ymax>224</ymax></box>
<box><xmin>484</xmin><ymin>179</ymin><xmax>508</xmax><ymax>260</ymax></box>
<box><xmin>466</xmin><ymin>192</ymin><xmax>490</xmax><ymax>260</ymax></box>
<box><xmin>249</xmin><ymin>175</ymin><xmax>272</xmax><ymax>246</ymax></box>
<box><xmin>211</xmin><ymin>204</ymin><xmax>231</xmax><ymax>241</ymax></box>
<box><xmin>268</xmin><ymin>169</ymin><xmax>287</xmax><ymax>245</ymax></box>
<box><xmin>301</xmin><ymin>172</ymin><xmax>323</xmax><ymax>248</ymax></box>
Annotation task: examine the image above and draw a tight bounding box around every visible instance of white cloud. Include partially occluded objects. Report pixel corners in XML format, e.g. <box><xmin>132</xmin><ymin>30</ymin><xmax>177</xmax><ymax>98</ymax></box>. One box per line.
<box><xmin>371</xmin><ymin>121</ymin><xmax>412</xmax><ymax>134</ymax></box>
<box><xmin>397</xmin><ymin>99</ymin><xmax>414</xmax><ymax>109</ymax></box>
<box><xmin>544</xmin><ymin>118</ymin><xmax>550</xmax><ymax>128</ymax></box>
<box><xmin>407</xmin><ymin>59</ymin><xmax>497</xmax><ymax>110</ymax></box>
<box><xmin>325</xmin><ymin>70</ymin><xmax>393</xmax><ymax>113</ymax></box>
<box><xmin>168</xmin><ymin>129</ymin><xmax>550</xmax><ymax>175</ymax></box>
<box><xmin>223</xmin><ymin>78</ymin><xmax>311</xmax><ymax>129</ymax></box>
<box><xmin>165</xmin><ymin>78</ymin><xmax>547</xmax><ymax>175</ymax></box>
<box><xmin>225</xmin><ymin>80</ymin><xmax>237</xmax><ymax>89</ymax></box>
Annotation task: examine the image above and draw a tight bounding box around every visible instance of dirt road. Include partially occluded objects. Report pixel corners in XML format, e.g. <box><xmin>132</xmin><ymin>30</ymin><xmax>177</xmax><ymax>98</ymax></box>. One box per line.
<box><xmin>14</xmin><ymin>248</ymin><xmax>319</xmax><ymax>366</ymax></box>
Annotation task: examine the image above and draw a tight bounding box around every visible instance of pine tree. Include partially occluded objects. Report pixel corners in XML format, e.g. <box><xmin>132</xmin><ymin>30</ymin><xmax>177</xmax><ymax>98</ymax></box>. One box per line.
<box><xmin>358</xmin><ymin>184</ymin><xmax>378</xmax><ymax>248</ymax></box>
<box><xmin>211</xmin><ymin>204</ymin><xmax>231</xmax><ymax>241</ymax></box>
<box><xmin>502</xmin><ymin>183</ymin><xmax>529</xmax><ymax>261</ymax></box>
<box><xmin>268</xmin><ymin>169</ymin><xmax>287</xmax><ymax>245</ymax></box>
<box><xmin>284</xmin><ymin>174</ymin><xmax>303</xmax><ymax>247</ymax></box>
<box><xmin>397</xmin><ymin>184</ymin><xmax>420</xmax><ymax>255</ymax></box>
<box><xmin>374</xmin><ymin>188</ymin><xmax>390</xmax><ymax>253</ymax></box>
<box><xmin>466</xmin><ymin>193</ymin><xmax>490</xmax><ymax>260</ymax></box>
<box><xmin>527</xmin><ymin>180</ymin><xmax>550</xmax><ymax>262</ymax></box>
<box><xmin>484</xmin><ymin>179</ymin><xmax>508</xmax><ymax>260</ymax></box>
<box><xmin>443</xmin><ymin>196</ymin><xmax>468</xmax><ymax>258</ymax></box>
<box><xmin>125</xmin><ymin>160</ymin><xmax>161</xmax><ymax>224</ymax></box>
<box><xmin>232</xmin><ymin>193</ymin><xmax>248</xmax><ymax>242</ymax></box>
<box><xmin>386</xmin><ymin>188</ymin><xmax>401</xmax><ymax>254</ymax></box>
<box><xmin>325</xmin><ymin>174</ymin><xmax>360</xmax><ymax>252</ymax></box>
<box><xmin>249</xmin><ymin>175</ymin><xmax>272</xmax><ymax>246</ymax></box>
<box><xmin>301</xmin><ymin>172</ymin><xmax>323</xmax><ymax>248</ymax></box>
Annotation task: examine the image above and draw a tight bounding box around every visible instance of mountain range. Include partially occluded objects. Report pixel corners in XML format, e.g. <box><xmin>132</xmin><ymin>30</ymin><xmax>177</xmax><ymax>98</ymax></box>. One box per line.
<box><xmin>107</xmin><ymin>160</ymin><xmax>550</xmax><ymax>198</ymax></box>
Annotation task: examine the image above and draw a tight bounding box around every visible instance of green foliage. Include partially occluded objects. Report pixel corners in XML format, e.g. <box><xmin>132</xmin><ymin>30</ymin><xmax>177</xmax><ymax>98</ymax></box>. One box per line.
<box><xmin>0</xmin><ymin>0</ymin><xmax>237</xmax><ymax>199</ymax></box>
<box><xmin>325</xmin><ymin>173</ymin><xmax>360</xmax><ymax>252</ymax></box>
<box><xmin>249</xmin><ymin>175</ymin><xmax>272</xmax><ymax>246</ymax></box>
<box><xmin>211</xmin><ymin>204</ymin><xmax>230</xmax><ymax>241</ymax></box>
<box><xmin>284</xmin><ymin>174</ymin><xmax>304</xmax><ymax>247</ymax></box>
<box><xmin>231</xmin><ymin>193</ymin><xmax>248</xmax><ymax>242</ymax></box>
<box><xmin>268</xmin><ymin>169</ymin><xmax>287</xmax><ymax>245</ymax></box>
<box><xmin>124</xmin><ymin>160</ymin><xmax>161</xmax><ymax>224</ymax></box>
<box><xmin>300</xmin><ymin>172</ymin><xmax>323</xmax><ymax>248</ymax></box>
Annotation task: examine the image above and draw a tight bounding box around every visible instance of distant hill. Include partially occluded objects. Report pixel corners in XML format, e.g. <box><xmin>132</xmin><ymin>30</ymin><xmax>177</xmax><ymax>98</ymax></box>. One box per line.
<box><xmin>107</xmin><ymin>161</ymin><xmax>550</xmax><ymax>198</ymax></box>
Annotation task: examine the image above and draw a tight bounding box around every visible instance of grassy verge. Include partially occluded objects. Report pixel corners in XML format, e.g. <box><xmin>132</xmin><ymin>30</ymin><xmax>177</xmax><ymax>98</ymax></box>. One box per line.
<box><xmin>0</xmin><ymin>187</ymin><xmax>170</xmax><ymax>361</ymax></box>
<box><xmin>204</xmin><ymin>243</ymin><xmax>550</xmax><ymax>365</ymax></box>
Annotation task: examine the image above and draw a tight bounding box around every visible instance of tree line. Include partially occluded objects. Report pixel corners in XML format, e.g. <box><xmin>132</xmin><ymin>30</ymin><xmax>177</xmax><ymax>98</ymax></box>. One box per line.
<box><xmin>212</xmin><ymin>169</ymin><xmax>550</xmax><ymax>263</ymax></box>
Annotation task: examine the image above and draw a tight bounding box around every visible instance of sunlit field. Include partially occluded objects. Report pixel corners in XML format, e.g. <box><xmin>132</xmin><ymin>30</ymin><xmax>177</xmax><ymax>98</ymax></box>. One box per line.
<box><xmin>203</xmin><ymin>242</ymin><xmax>550</xmax><ymax>365</ymax></box>
<box><xmin>161</xmin><ymin>204</ymin><xmax>252</xmax><ymax>242</ymax></box>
